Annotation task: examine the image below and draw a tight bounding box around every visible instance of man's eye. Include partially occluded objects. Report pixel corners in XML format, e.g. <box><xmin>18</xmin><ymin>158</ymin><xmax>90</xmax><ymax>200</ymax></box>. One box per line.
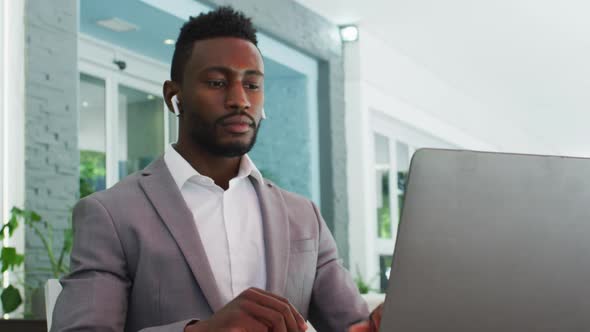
<box><xmin>207</xmin><ymin>80</ymin><xmax>226</xmax><ymax>88</ymax></box>
<box><xmin>244</xmin><ymin>83</ymin><xmax>260</xmax><ymax>90</ymax></box>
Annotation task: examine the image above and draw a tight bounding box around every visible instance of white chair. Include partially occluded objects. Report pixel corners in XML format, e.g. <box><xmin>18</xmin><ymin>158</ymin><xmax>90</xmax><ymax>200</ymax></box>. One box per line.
<box><xmin>45</xmin><ymin>279</ymin><xmax>63</xmax><ymax>331</ymax></box>
<box><xmin>362</xmin><ymin>292</ymin><xmax>386</xmax><ymax>311</ymax></box>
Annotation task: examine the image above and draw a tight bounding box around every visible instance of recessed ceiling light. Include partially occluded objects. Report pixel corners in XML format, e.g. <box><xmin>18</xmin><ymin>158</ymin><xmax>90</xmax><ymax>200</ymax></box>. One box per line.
<box><xmin>164</xmin><ymin>39</ymin><xmax>175</xmax><ymax>45</ymax></box>
<box><xmin>339</xmin><ymin>25</ymin><xmax>359</xmax><ymax>42</ymax></box>
<box><xmin>147</xmin><ymin>94</ymin><xmax>155</xmax><ymax>100</ymax></box>
<box><xmin>82</xmin><ymin>101</ymin><xmax>89</xmax><ymax>108</ymax></box>
<box><xmin>96</xmin><ymin>18</ymin><xmax>139</xmax><ymax>32</ymax></box>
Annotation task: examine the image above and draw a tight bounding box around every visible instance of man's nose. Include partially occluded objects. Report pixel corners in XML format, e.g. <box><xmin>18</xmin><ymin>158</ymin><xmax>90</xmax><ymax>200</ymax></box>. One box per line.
<box><xmin>225</xmin><ymin>84</ymin><xmax>251</xmax><ymax>111</ymax></box>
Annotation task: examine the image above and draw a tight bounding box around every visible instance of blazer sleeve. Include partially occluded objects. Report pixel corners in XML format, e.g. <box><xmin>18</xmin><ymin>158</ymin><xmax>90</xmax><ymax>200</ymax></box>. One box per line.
<box><xmin>307</xmin><ymin>202</ymin><xmax>370</xmax><ymax>332</ymax></box>
<box><xmin>50</xmin><ymin>197</ymin><xmax>198</xmax><ymax>332</ymax></box>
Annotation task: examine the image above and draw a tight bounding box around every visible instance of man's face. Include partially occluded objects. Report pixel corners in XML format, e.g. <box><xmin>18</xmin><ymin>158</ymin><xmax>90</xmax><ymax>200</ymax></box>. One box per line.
<box><xmin>179</xmin><ymin>37</ymin><xmax>264</xmax><ymax>157</ymax></box>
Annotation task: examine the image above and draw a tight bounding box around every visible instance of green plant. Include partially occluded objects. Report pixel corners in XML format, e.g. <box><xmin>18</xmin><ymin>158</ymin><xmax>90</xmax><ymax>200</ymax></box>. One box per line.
<box><xmin>0</xmin><ymin>207</ymin><xmax>73</xmax><ymax>315</ymax></box>
<box><xmin>354</xmin><ymin>265</ymin><xmax>379</xmax><ymax>294</ymax></box>
<box><xmin>80</xmin><ymin>150</ymin><xmax>106</xmax><ymax>199</ymax></box>
<box><xmin>378</xmin><ymin>171</ymin><xmax>409</xmax><ymax>239</ymax></box>
<box><xmin>378</xmin><ymin>172</ymin><xmax>391</xmax><ymax>238</ymax></box>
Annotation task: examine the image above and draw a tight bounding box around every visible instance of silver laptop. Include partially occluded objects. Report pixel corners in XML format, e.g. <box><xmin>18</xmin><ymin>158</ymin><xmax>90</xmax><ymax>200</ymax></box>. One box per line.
<box><xmin>380</xmin><ymin>149</ymin><xmax>590</xmax><ymax>331</ymax></box>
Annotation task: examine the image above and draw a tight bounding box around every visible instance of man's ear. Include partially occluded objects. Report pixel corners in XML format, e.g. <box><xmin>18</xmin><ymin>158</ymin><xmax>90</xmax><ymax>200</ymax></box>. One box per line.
<box><xmin>163</xmin><ymin>80</ymin><xmax>181</xmax><ymax>115</ymax></box>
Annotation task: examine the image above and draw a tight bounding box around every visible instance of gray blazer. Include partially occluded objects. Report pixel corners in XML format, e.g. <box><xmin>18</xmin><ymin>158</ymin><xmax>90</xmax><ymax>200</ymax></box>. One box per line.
<box><xmin>51</xmin><ymin>158</ymin><xmax>369</xmax><ymax>332</ymax></box>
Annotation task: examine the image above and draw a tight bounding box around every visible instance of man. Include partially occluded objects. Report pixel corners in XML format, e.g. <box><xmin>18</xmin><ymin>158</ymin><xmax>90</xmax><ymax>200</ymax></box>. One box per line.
<box><xmin>52</xmin><ymin>7</ymin><xmax>382</xmax><ymax>332</ymax></box>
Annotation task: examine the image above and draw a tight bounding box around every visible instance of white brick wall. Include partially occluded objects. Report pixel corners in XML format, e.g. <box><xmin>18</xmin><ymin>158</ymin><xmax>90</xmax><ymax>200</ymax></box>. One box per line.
<box><xmin>24</xmin><ymin>0</ymin><xmax>78</xmax><ymax>306</ymax></box>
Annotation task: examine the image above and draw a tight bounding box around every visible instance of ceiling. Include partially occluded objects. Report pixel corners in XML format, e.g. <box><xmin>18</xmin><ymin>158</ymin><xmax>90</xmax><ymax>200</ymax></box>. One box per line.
<box><xmin>80</xmin><ymin>0</ymin><xmax>303</xmax><ymax>79</ymax></box>
<box><xmin>296</xmin><ymin>0</ymin><xmax>590</xmax><ymax>156</ymax></box>
<box><xmin>79</xmin><ymin>0</ymin><xmax>302</xmax><ymax>77</ymax></box>
<box><xmin>80</xmin><ymin>0</ymin><xmax>184</xmax><ymax>63</ymax></box>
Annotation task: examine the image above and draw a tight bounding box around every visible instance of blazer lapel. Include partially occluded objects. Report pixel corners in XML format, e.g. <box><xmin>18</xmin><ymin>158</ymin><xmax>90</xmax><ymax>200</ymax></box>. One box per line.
<box><xmin>251</xmin><ymin>177</ymin><xmax>290</xmax><ymax>295</ymax></box>
<box><xmin>139</xmin><ymin>158</ymin><xmax>225</xmax><ymax>312</ymax></box>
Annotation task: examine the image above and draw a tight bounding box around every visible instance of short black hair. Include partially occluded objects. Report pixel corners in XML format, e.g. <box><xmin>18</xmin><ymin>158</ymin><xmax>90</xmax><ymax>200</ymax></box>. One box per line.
<box><xmin>170</xmin><ymin>6</ymin><xmax>258</xmax><ymax>83</ymax></box>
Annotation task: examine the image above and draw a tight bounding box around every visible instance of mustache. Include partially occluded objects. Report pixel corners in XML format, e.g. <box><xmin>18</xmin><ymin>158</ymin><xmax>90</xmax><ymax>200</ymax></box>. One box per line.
<box><xmin>215</xmin><ymin>111</ymin><xmax>257</xmax><ymax>128</ymax></box>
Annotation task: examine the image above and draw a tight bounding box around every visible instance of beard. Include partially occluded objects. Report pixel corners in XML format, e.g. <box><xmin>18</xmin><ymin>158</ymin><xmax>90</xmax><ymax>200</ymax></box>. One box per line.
<box><xmin>189</xmin><ymin>111</ymin><xmax>261</xmax><ymax>158</ymax></box>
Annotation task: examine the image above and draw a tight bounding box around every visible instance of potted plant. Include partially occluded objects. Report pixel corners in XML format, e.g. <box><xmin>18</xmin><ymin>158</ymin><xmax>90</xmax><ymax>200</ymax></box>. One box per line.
<box><xmin>0</xmin><ymin>207</ymin><xmax>72</xmax><ymax>322</ymax></box>
<box><xmin>354</xmin><ymin>266</ymin><xmax>386</xmax><ymax>310</ymax></box>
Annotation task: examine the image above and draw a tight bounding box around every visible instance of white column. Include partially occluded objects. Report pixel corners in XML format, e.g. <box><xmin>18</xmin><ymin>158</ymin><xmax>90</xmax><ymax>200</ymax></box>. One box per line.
<box><xmin>345</xmin><ymin>39</ymin><xmax>378</xmax><ymax>285</ymax></box>
<box><xmin>1</xmin><ymin>0</ymin><xmax>26</xmax><ymax>318</ymax></box>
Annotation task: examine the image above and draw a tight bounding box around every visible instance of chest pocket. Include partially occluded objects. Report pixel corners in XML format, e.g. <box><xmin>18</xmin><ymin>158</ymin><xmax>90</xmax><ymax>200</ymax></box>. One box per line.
<box><xmin>291</xmin><ymin>238</ymin><xmax>315</xmax><ymax>253</ymax></box>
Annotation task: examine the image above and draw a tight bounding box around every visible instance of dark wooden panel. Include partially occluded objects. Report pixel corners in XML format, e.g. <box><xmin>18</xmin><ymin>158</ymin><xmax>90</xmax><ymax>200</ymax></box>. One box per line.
<box><xmin>0</xmin><ymin>319</ymin><xmax>47</xmax><ymax>332</ymax></box>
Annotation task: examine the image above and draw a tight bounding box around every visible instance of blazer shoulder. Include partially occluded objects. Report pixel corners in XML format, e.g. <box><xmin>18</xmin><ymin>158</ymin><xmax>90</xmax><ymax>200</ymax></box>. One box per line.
<box><xmin>82</xmin><ymin>170</ymin><xmax>145</xmax><ymax>207</ymax></box>
<box><xmin>268</xmin><ymin>181</ymin><xmax>315</xmax><ymax>206</ymax></box>
<box><xmin>267</xmin><ymin>181</ymin><xmax>320</xmax><ymax>222</ymax></box>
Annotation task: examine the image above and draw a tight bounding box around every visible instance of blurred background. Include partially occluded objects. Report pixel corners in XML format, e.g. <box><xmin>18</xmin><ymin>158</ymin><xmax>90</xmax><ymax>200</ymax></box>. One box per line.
<box><xmin>1</xmin><ymin>0</ymin><xmax>589</xmax><ymax>320</ymax></box>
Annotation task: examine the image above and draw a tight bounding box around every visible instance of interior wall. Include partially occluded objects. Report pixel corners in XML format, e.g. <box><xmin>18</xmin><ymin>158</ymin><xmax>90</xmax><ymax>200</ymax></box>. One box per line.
<box><xmin>250</xmin><ymin>76</ymin><xmax>311</xmax><ymax>198</ymax></box>
<box><xmin>344</xmin><ymin>26</ymin><xmax>549</xmax><ymax>287</ymax></box>
<box><xmin>356</xmin><ymin>29</ymin><xmax>545</xmax><ymax>153</ymax></box>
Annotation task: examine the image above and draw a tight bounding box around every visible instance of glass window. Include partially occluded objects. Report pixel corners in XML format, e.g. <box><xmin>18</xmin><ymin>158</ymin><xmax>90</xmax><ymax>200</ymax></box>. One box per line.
<box><xmin>396</xmin><ymin>142</ymin><xmax>411</xmax><ymax>220</ymax></box>
<box><xmin>375</xmin><ymin>134</ymin><xmax>391</xmax><ymax>238</ymax></box>
<box><xmin>379</xmin><ymin>255</ymin><xmax>393</xmax><ymax>292</ymax></box>
<box><xmin>365</xmin><ymin>117</ymin><xmax>455</xmax><ymax>294</ymax></box>
<box><xmin>117</xmin><ymin>85</ymin><xmax>165</xmax><ymax>178</ymax></box>
<box><xmin>79</xmin><ymin>73</ymin><xmax>106</xmax><ymax>198</ymax></box>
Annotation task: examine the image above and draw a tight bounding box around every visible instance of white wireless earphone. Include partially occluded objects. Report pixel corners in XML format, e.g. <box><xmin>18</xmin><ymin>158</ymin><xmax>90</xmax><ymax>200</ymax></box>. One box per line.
<box><xmin>261</xmin><ymin>108</ymin><xmax>267</xmax><ymax>119</ymax></box>
<box><xmin>171</xmin><ymin>94</ymin><xmax>181</xmax><ymax>116</ymax></box>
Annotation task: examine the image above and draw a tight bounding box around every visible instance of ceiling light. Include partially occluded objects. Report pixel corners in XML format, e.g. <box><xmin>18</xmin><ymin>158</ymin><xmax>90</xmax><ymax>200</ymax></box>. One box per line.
<box><xmin>339</xmin><ymin>25</ymin><xmax>359</xmax><ymax>42</ymax></box>
<box><xmin>147</xmin><ymin>94</ymin><xmax>155</xmax><ymax>100</ymax></box>
<box><xmin>164</xmin><ymin>39</ymin><xmax>175</xmax><ymax>45</ymax></box>
<box><xmin>96</xmin><ymin>18</ymin><xmax>139</xmax><ymax>32</ymax></box>
<box><xmin>82</xmin><ymin>101</ymin><xmax>89</xmax><ymax>108</ymax></box>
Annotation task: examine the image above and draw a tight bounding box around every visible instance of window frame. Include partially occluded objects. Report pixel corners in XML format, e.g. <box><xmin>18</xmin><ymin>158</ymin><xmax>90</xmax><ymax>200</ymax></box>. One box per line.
<box><xmin>369</xmin><ymin>110</ymin><xmax>455</xmax><ymax>292</ymax></box>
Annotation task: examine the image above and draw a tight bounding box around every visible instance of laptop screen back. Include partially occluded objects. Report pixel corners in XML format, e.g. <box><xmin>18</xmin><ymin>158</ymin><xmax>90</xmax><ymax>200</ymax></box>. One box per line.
<box><xmin>380</xmin><ymin>149</ymin><xmax>590</xmax><ymax>332</ymax></box>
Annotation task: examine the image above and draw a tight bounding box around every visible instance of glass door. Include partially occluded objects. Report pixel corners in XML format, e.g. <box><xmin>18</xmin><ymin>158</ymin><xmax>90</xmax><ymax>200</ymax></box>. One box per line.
<box><xmin>117</xmin><ymin>84</ymin><xmax>166</xmax><ymax>178</ymax></box>
<box><xmin>79</xmin><ymin>73</ymin><xmax>107</xmax><ymax>198</ymax></box>
<box><xmin>79</xmin><ymin>63</ymin><xmax>175</xmax><ymax>198</ymax></box>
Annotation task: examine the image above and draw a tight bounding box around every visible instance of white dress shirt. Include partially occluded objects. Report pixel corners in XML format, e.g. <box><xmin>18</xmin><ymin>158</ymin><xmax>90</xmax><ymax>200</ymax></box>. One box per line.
<box><xmin>164</xmin><ymin>144</ymin><xmax>267</xmax><ymax>306</ymax></box>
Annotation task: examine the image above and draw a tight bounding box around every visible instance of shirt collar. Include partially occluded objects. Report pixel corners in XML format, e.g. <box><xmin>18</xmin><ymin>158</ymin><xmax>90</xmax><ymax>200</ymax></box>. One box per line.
<box><xmin>238</xmin><ymin>153</ymin><xmax>264</xmax><ymax>184</ymax></box>
<box><xmin>163</xmin><ymin>144</ymin><xmax>264</xmax><ymax>189</ymax></box>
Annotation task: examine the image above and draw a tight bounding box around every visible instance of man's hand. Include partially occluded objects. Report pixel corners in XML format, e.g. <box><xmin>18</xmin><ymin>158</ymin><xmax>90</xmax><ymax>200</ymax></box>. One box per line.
<box><xmin>348</xmin><ymin>303</ymin><xmax>383</xmax><ymax>332</ymax></box>
<box><xmin>186</xmin><ymin>287</ymin><xmax>308</xmax><ymax>332</ymax></box>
